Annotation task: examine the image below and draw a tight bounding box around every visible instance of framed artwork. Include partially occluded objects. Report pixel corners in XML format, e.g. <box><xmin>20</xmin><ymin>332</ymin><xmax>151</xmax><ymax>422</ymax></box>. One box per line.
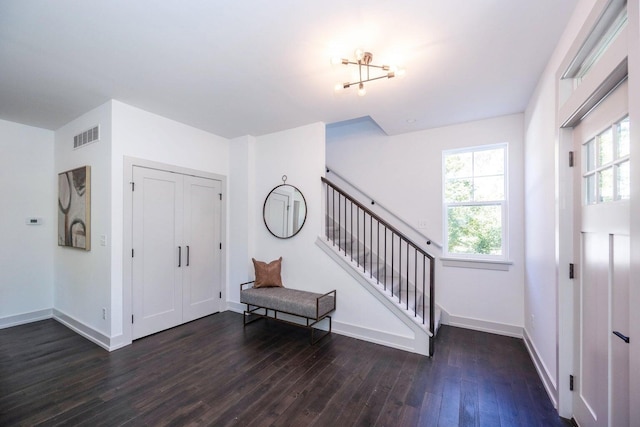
<box><xmin>58</xmin><ymin>166</ymin><xmax>91</xmax><ymax>250</ymax></box>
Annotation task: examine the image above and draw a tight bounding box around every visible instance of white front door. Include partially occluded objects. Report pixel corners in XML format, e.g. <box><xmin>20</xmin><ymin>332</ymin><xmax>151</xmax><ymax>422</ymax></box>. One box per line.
<box><xmin>572</xmin><ymin>80</ymin><xmax>630</xmax><ymax>427</ymax></box>
<box><xmin>132</xmin><ymin>166</ymin><xmax>184</xmax><ymax>339</ymax></box>
<box><xmin>182</xmin><ymin>175</ymin><xmax>222</xmax><ymax>321</ymax></box>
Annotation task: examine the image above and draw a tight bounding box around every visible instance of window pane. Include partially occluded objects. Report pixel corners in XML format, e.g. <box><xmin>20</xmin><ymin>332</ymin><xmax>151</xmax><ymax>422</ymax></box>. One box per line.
<box><xmin>445</xmin><ymin>152</ymin><xmax>472</xmax><ymax>178</ymax></box>
<box><xmin>617</xmin><ymin>160</ymin><xmax>630</xmax><ymax>200</ymax></box>
<box><xmin>445</xmin><ymin>178</ymin><xmax>472</xmax><ymax>202</ymax></box>
<box><xmin>585</xmin><ymin>174</ymin><xmax>596</xmax><ymax>205</ymax></box>
<box><xmin>447</xmin><ymin>205</ymin><xmax>502</xmax><ymax>255</ymax></box>
<box><xmin>597</xmin><ymin>128</ymin><xmax>613</xmax><ymax>166</ymax></box>
<box><xmin>617</xmin><ymin>117</ymin><xmax>630</xmax><ymax>158</ymax></box>
<box><xmin>585</xmin><ymin>139</ymin><xmax>595</xmax><ymax>171</ymax></box>
<box><xmin>474</xmin><ymin>148</ymin><xmax>504</xmax><ymax>177</ymax></box>
<box><xmin>599</xmin><ymin>167</ymin><xmax>613</xmax><ymax>202</ymax></box>
<box><xmin>474</xmin><ymin>175</ymin><xmax>504</xmax><ymax>201</ymax></box>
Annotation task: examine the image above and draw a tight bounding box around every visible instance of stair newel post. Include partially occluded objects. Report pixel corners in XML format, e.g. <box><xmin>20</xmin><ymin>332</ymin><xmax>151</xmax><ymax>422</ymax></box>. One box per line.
<box><xmin>429</xmin><ymin>253</ymin><xmax>435</xmax><ymax>356</ymax></box>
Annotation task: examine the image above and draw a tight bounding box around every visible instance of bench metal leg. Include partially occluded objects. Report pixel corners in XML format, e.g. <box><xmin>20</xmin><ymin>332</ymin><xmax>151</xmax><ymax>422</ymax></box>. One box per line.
<box><xmin>310</xmin><ymin>316</ymin><xmax>332</xmax><ymax>345</ymax></box>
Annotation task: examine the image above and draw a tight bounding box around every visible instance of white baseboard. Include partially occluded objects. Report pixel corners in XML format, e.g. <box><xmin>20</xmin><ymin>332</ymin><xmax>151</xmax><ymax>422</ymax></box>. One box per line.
<box><xmin>53</xmin><ymin>309</ymin><xmax>113</xmax><ymax>351</ymax></box>
<box><xmin>440</xmin><ymin>309</ymin><xmax>523</xmax><ymax>338</ymax></box>
<box><xmin>0</xmin><ymin>308</ymin><xmax>53</xmax><ymax>329</ymax></box>
<box><xmin>523</xmin><ymin>328</ymin><xmax>558</xmax><ymax>408</ymax></box>
<box><xmin>331</xmin><ymin>320</ymin><xmax>430</xmax><ymax>355</ymax></box>
<box><xmin>226</xmin><ymin>301</ymin><xmax>245</xmax><ymax>313</ymax></box>
<box><xmin>224</xmin><ymin>303</ymin><xmax>429</xmax><ymax>356</ymax></box>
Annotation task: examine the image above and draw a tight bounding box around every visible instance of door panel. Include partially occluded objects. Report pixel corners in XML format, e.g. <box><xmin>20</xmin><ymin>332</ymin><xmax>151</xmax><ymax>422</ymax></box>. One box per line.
<box><xmin>183</xmin><ymin>175</ymin><xmax>222</xmax><ymax>321</ymax></box>
<box><xmin>132</xmin><ymin>167</ymin><xmax>184</xmax><ymax>339</ymax></box>
<box><xmin>577</xmin><ymin>232</ymin><xmax>609</xmax><ymax>425</ymax></box>
<box><xmin>611</xmin><ymin>235</ymin><xmax>630</xmax><ymax>427</ymax></box>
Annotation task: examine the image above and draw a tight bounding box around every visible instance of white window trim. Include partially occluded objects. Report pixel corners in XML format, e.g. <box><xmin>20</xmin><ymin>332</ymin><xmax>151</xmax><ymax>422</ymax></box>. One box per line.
<box><xmin>442</xmin><ymin>143</ymin><xmax>510</xmax><ymax>265</ymax></box>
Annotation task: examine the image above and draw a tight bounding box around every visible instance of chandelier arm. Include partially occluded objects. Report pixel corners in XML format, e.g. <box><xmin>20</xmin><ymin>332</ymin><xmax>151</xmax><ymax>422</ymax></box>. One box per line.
<box><xmin>343</xmin><ymin>73</ymin><xmax>395</xmax><ymax>87</ymax></box>
<box><xmin>342</xmin><ymin>61</ymin><xmax>389</xmax><ymax>70</ymax></box>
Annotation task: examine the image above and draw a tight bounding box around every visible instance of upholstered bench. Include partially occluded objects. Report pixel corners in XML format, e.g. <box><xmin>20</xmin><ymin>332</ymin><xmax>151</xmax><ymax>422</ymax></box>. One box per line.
<box><xmin>240</xmin><ymin>281</ymin><xmax>336</xmax><ymax>344</ymax></box>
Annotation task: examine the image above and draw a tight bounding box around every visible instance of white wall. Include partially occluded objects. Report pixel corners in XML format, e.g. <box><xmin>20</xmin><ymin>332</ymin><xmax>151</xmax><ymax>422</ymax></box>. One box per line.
<box><xmin>54</xmin><ymin>102</ymin><xmax>113</xmax><ymax>337</ymax></box>
<box><xmin>0</xmin><ymin>120</ymin><xmax>55</xmax><ymax>326</ymax></box>
<box><xmin>523</xmin><ymin>0</ymin><xmax>599</xmax><ymax>413</ymax></box>
<box><xmin>111</xmin><ymin>100</ymin><xmax>230</xmax><ymax>345</ymax></box>
<box><xmin>326</xmin><ymin>114</ymin><xmax>526</xmax><ymax>331</ymax></box>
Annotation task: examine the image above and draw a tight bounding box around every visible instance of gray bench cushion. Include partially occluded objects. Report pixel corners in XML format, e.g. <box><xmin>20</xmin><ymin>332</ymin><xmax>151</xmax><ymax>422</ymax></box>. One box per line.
<box><xmin>241</xmin><ymin>287</ymin><xmax>335</xmax><ymax>320</ymax></box>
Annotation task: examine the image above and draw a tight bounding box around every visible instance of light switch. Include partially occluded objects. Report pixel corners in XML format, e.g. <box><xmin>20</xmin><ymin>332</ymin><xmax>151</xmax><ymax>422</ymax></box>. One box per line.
<box><xmin>100</xmin><ymin>235</ymin><xmax>107</xmax><ymax>246</ymax></box>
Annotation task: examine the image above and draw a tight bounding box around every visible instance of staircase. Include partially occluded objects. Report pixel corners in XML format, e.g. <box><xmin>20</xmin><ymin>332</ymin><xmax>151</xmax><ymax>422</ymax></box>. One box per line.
<box><xmin>319</xmin><ymin>177</ymin><xmax>440</xmax><ymax>356</ymax></box>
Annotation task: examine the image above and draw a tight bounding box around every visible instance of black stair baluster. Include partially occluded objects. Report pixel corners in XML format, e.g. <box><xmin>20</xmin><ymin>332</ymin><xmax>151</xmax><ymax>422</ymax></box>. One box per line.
<box><xmin>376</xmin><ymin>221</ymin><xmax>380</xmax><ymax>284</ymax></box>
<box><xmin>413</xmin><ymin>249</ymin><xmax>418</xmax><ymax>317</ymax></box>
<box><xmin>332</xmin><ymin>187</ymin><xmax>336</xmax><ymax>246</ymax></box>
<box><xmin>350</xmin><ymin>202</ymin><xmax>353</xmax><ymax>261</ymax></box>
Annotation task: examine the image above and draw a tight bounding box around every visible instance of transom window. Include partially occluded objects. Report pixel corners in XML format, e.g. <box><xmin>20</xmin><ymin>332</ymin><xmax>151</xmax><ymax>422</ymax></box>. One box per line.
<box><xmin>583</xmin><ymin>116</ymin><xmax>630</xmax><ymax>204</ymax></box>
<box><xmin>443</xmin><ymin>143</ymin><xmax>508</xmax><ymax>260</ymax></box>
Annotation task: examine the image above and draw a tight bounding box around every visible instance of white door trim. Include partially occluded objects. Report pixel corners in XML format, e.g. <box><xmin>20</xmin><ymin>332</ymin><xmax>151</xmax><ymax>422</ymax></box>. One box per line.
<box><xmin>122</xmin><ymin>156</ymin><xmax>227</xmax><ymax>347</ymax></box>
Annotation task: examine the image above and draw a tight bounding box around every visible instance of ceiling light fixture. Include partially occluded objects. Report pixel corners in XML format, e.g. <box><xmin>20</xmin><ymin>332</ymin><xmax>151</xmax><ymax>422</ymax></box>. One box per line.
<box><xmin>333</xmin><ymin>50</ymin><xmax>405</xmax><ymax>96</ymax></box>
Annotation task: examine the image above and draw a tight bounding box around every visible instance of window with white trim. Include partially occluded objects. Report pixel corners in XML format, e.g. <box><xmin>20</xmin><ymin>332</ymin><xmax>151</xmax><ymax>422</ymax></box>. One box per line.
<box><xmin>443</xmin><ymin>143</ymin><xmax>508</xmax><ymax>260</ymax></box>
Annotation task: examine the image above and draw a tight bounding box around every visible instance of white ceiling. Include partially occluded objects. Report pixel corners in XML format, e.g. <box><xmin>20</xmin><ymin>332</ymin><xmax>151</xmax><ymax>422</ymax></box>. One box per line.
<box><xmin>0</xmin><ymin>1</ymin><xmax>578</xmax><ymax>139</ymax></box>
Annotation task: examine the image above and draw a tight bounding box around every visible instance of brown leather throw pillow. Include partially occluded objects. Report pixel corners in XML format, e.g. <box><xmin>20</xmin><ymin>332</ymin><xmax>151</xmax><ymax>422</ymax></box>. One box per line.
<box><xmin>252</xmin><ymin>257</ymin><xmax>284</xmax><ymax>288</ymax></box>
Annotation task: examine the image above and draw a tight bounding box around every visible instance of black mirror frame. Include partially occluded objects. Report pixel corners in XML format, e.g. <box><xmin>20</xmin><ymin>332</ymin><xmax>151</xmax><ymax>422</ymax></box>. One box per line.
<box><xmin>263</xmin><ymin>183</ymin><xmax>307</xmax><ymax>239</ymax></box>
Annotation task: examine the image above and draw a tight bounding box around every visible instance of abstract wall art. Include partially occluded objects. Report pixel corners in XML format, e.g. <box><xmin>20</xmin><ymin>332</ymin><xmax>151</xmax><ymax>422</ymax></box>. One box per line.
<box><xmin>58</xmin><ymin>166</ymin><xmax>91</xmax><ymax>250</ymax></box>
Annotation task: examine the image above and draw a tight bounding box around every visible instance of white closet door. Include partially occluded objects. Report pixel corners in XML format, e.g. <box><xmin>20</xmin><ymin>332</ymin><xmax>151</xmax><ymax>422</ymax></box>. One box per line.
<box><xmin>132</xmin><ymin>167</ymin><xmax>184</xmax><ymax>340</ymax></box>
<box><xmin>182</xmin><ymin>175</ymin><xmax>222</xmax><ymax>321</ymax></box>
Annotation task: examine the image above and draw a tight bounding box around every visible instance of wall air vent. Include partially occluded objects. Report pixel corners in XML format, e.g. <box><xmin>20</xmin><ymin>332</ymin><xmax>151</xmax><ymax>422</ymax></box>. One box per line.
<box><xmin>74</xmin><ymin>125</ymin><xmax>100</xmax><ymax>149</ymax></box>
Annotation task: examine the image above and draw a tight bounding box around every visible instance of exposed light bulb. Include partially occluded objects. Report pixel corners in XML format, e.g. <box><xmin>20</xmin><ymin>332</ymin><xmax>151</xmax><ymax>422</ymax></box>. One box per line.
<box><xmin>357</xmin><ymin>83</ymin><xmax>366</xmax><ymax>96</ymax></box>
<box><xmin>334</xmin><ymin>83</ymin><xmax>344</xmax><ymax>92</ymax></box>
<box><xmin>389</xmin><ymin>65</ymin><xmax>406</xmax><ymax>79</ymax></box>
<box><xmin>331</xmin><ymin>57</ymin><xmax>342</xmax><ymax>65</ymax></box>
<box><xmin>355</xmin><ymin>49</ymin><xmax>364</xmax><ymax>61</ymax></box>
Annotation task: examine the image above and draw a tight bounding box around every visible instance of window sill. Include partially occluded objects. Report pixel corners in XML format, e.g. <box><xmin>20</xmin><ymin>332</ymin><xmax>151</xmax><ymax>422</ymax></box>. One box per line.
<box><xmin>440</xmin><ymin>257</ymin><xmax>513</xmax><ymax>271</ymax></box>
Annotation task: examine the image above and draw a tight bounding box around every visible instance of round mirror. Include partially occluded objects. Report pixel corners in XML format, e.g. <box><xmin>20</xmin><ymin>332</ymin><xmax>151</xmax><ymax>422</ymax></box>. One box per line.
<box><xmin>263</xmin><ymin>184</ymin><xmax>307</xmax><ymax>239</ymax></box>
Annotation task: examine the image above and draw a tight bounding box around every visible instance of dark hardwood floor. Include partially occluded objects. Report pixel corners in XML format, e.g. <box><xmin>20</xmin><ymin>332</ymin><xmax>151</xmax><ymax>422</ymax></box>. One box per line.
<box><xmin>0</xmin><ymin>312</ymin><xmax>570</xmax><ymax>426</ymax></box>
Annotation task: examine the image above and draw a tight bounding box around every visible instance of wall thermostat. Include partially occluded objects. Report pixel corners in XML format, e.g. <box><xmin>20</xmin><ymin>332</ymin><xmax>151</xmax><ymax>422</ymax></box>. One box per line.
<box><xmin>26</xmin><ymin>217</ymin><xmax>43</xmax><ymax>225</ymax></box>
